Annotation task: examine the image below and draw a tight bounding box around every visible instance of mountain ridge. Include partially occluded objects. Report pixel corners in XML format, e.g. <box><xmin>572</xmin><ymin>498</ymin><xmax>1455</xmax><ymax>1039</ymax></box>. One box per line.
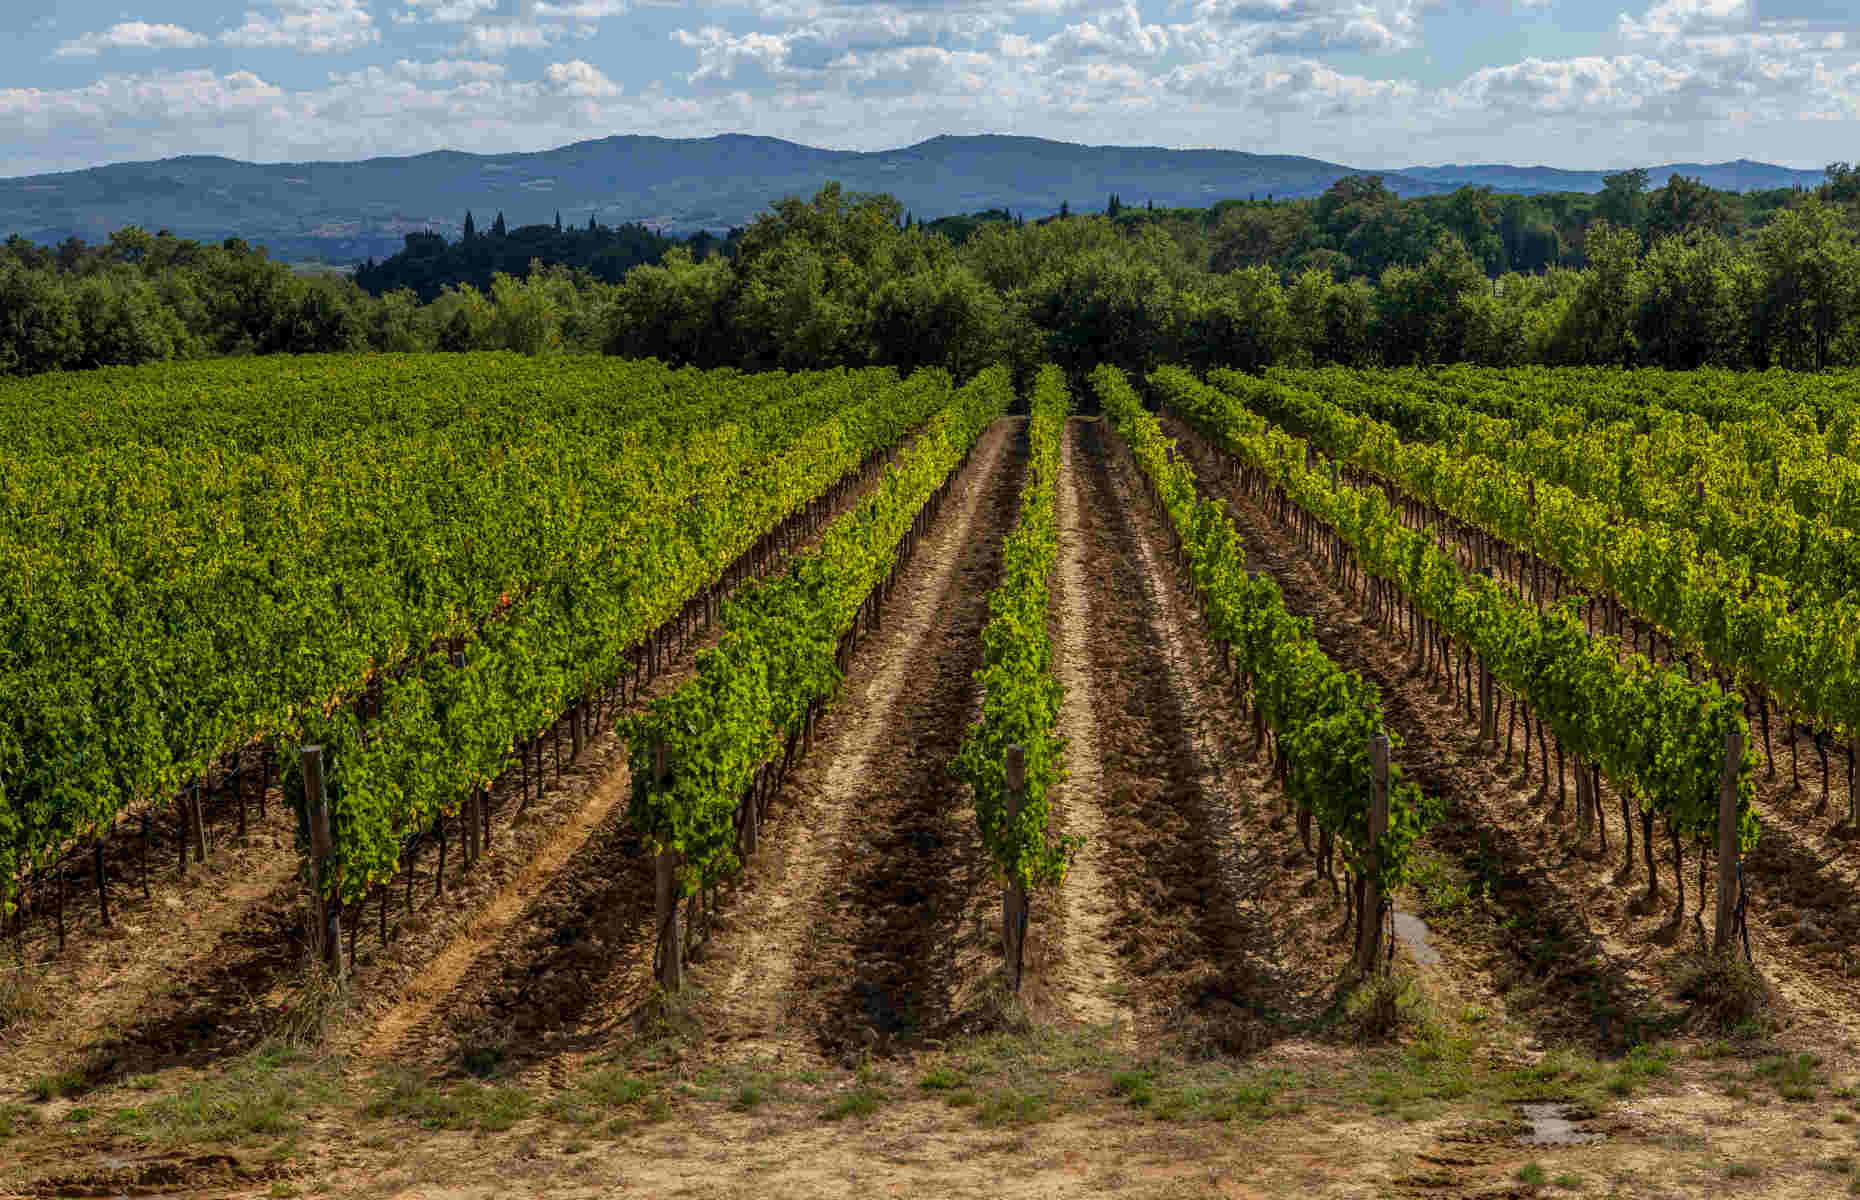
<box><xmin>0</xmin><ymin>134</ymin><xmax>1828</xmax><ymax>265</ymax></box>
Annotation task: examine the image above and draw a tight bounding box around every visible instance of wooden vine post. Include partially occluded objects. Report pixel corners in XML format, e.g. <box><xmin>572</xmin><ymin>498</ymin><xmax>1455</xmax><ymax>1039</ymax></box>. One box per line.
<box><xmin>1002</xmin><ymin>744</ymin><xmax>1030</xmax><ymax>993</ymax></box>
<box><xmin>741</xmin><ymin>760</ymin><xmax>760</xmax><ymax>859</ymax></box>
<box><xmin>1355</xmin><ymin>734</ymin><xmax>1390</xmax><ymax>974</ymax></box>
<box><xmin>1714</xmin><ymin>730</ymin><xmax>1745</xmax><ymax>955</ymax></box>
<box><xmin>652</xmin><ymin>742</ymin><xmax>683</xmax><ymax>992</ymax></box>
<box><xmin>189</xmin><ymin>782</ymin><xmax>207</xmax><ymax>864</ymax></box>
<box><xmin>1477</xmin><ymin>567</ymin><xmax>1496</xmax><ymax>745</ymax></box>
<box><xmin>301</xmin><ymin>745</ymin><xmax>343</xmax><ymax>979</ymax></box>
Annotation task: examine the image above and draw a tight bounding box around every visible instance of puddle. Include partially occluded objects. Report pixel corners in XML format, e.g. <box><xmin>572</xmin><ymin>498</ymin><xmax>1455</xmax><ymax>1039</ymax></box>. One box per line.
<box><xmin>1519</xmin><ymin>1102</ymin><xmax>1604</xmax><ymax>1146</ymax></box>
<box><xmin>1392</xmin><ymin>908</ymin><xmax>1441</xmax><ymax>967</ymax></box>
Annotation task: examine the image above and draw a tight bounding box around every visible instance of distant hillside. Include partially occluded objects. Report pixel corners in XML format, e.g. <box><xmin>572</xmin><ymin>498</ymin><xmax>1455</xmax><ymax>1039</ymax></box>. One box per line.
<box><xmin>0</xmin><ymin>134</ymin><xmax>1827</xmax><ymax>265</ymax></box>
<box><xmin>1400</xmin><ymin>159</ymin><xmax>1824</xmax><ymax>195</ymax></box>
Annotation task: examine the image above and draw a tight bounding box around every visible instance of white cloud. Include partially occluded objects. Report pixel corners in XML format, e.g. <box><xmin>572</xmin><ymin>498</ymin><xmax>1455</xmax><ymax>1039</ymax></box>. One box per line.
<box><xmin>536</xmin><ymin>0</ymin><xmax>631</xmax><ymax>20</ymax></box>
<box><xmin>222</xmin><ymin>0</ymin><xmax>380</xmax><ymax>55</ymax></box>
<box><xmin>328</xmin><ymin>58</ymin><xmax>510</xmax><ymax>84</ymax></box>
<box><xmin>1618</xmin><ymin>0</ymin><xmax>1750</xmax><ymax>44</ymax></box>
<box><xmin>397</xmin><ymin>0</ymin><xmax>501</xmax><ymax>22</ymax></box>
<box><xmin>545</xmin><ymin>58</ymin><xmax>623</xmax><ymax>95</ymax></box>
<box><xmin>675</xmin><ymin>26</ymin><xmax>797</xmax><ymax>84</ymax></box>
<box><xmin>1190</xmin><ymin>0</ymin><xmax>1425</xmax><ymax>54</ymax></box>
<box><xmin>461</xmin><ymin>24</ymin><xmax>558</xmax><ymax>53</ymax></box>
<box><xmin>53</xmin><ymin>21</ymin><xmax>211</xmax><ymax>58</ymax></box>
<box><xmin>11</xmin><ymin>0</ymin><xmax>1860</xmax><ymax>176</ymax></box>
<box><xmin>1452</xmin><ymin>54</ymin><xmax>1694</xmax><ymax>115</ymax></box>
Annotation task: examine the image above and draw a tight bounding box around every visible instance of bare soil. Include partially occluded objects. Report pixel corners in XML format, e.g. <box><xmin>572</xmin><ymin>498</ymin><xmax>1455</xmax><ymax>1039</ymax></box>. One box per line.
<box><xmin>10</xmin><ymin>416</ymin><xmax>1860</xmax><ymax>1200</ymax></box>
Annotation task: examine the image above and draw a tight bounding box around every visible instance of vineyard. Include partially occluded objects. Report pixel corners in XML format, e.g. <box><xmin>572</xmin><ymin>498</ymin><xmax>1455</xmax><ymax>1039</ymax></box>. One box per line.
<box><xmin>6</xmin><ymin>353</ymin><xmax>1860</xmax><ymax>1197</ymax></box>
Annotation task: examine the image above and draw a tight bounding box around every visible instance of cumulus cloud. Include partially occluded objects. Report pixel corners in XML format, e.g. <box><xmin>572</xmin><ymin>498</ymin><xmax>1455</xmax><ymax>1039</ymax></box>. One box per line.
<box><xmin>221</xmin><ymin>0</ymin><xmax>380</xmax><ymax>55</ymax></box>
<box><xmin>460</xmin><ymin>23</ymin><xmax>558</xmax><ymax>53</ymax></box>
<box><xmin>11</xmin><ymin>0</ymin><xmax>1860</xmax><ymax>175</ymax></box>
<box><xmin>1190</xmin><ymin>0</ymin><xmax>1424</xmax><ymax>54</ymax></box>
<box><xmin>1618</xmin><ymin>0</ymin><xmax>1750</xmax><ymax>44</ymax></box>
<box><xmin>53</xmin><ymin>21</ymin><xmax>211</xmax><ymax>58</ymax></box>
<box><xmin>545</xmin><ymin>58</ymin><xmax>623</xmax><ymax>95</ymax></box>
<box><xmin>396</xmin><ymin>0</ymin><xmax>501</xmax><ymax>22</ymax></box>
<box><xmin>327</xmin><ymin>58</ymin><xmax>510</xmax><ymax>84</ymax></box>
<box><xmin>1453</xmin><ymin>54</ymin><xmax>1694</xmax><ymax>115</ymax></box>
<box><xmin>536</xmin><ymin>0</ymin><xmax>631</xmax><ymax>20</ymax></box>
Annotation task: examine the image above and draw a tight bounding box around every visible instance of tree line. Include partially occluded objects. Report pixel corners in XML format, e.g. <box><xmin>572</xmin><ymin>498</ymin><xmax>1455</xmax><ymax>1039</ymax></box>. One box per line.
<box><xmin>4</xmin><ymin>167</ymin><xmax>1860</xmax><ymax>379</ymax></box>
<box><xmin>351</xmin><ymin>211</ymin><xmax>734</xmax><ymax>302</ymax></box>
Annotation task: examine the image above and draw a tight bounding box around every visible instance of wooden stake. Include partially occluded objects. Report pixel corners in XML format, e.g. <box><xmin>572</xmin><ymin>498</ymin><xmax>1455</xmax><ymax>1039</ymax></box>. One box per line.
<box><xmin>742</xmin><ymin>768</ymin><xmax>759</xmax><ymax>859</ymax></box>
<box><xmin>652</xmin><ymin>743</ymin><xmax>683</xmax><ymax>992</ymax></box>
<box><xmin>302</xmin><ymin>745</ymin><xmax>342</xmax><ymax>978</ymax></box>
<box><xmin>94</xmin><ymin>838</ymin><xmax>109</xmax><ymax>928</ymax></box>
<box><xmin>1356</xmin><ymin>734</ymin><xmax>1390</xmax><ymax>974</ymax></box>
<box><xmin>1003</xmin><ymin>744</ymin><xmax>1030</xmax><ymax>993</ymax></box>
<box><xmin>189</xmin><ymin>783</ymin><xmax>207</xmax><ymax>864</ymax></box>
<box><xmin>1714</xmin><ymin>731</ymin><xmax>1745</xmax><ymax>954</ymax></box>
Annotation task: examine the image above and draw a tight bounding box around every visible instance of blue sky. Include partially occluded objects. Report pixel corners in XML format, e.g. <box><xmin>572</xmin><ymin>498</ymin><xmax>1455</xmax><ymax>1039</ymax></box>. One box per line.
<box><xmin>2</xmin><ymin>0</ymin><xmax>1857</xmax><ymax>176</ymax></box>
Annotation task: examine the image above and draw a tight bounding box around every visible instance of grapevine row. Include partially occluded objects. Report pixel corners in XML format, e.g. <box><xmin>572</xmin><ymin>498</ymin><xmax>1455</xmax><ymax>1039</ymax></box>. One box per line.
<box><xmin>1152</xmin><ymin>366</ymin><xmax>1759</xmax><ymax>854</ymax></box>
<box><xmin>953</xmin><ymin>364</ymin><xmax>1075</xmax><ymax>904</ymax></box>
<box><xmin>1211</xmin><ymin>368</ymin><xmax>1860</xmax><ymax>810</ymax></box>
<box><xmin>1091</xmin><ymin>364</ymin><xmax>1433</xmax><ymax>923</ymax></box>
<box><xmin>1276</xmin><ymin>367</ymin><xmax>1860</xmax><ymax>586</ymax></box>
<box><xmin>0</xmin><ymin>363</ymin><xmax>922</xmax><ymax>909</ymax></box>
<box><xmin>283</xmin><ymin>368</ymin><xmax>958</xmax><ymax>906</ymax></box>
<box><xmin>623</xmin><ymin>367</ymin><xmax>1012</xmax><ymax>909</ymax></box>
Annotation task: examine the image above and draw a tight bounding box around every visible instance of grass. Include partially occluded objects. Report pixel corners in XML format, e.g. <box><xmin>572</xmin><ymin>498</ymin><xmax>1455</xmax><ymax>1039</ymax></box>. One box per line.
<box><xmin>1409</xmin><ymin>850</ymin><xmax>1485</xmax><ymax>923</ymax></box>
<box><xmin>1725</xmin><ymin>1160</ymin><xmax>1760</xmax><ymax>1178</ymax></box>
<box><xmin>919</xmin><ymin>1065</ymin><xmax>965</xmax><ymax>1092</ymax></box>
<box><xmin>1348</xmin><ymin>1032</ymin><xmax>1488</xmax><ymax>1120</ymax></box>
<box><xmin>112</xmin><ymin>1041</ymin><xmax>342</xmax><ymax>1147</ymax></box>
<box><xmin>1755</xmin><ymin>1052</ymin><xmax>1824</xmax><ymax>1101</ymax></box>
<box><xmin>1121</xmin><ymin>1063</ymin><xmax>1302</xmax><ymax>1123</ymax></box>
<box><xmin>1603</xmin><ymin>1044</ymin><xmax>1675</xmax><ymax>1098</ymax></box>
<box><xmin>365</xmin><ymin>1068</ymin><xmax>532</xmax><ymax>1132</ymax></box>
<box><xmin>974</xmin><ymin>1087</ymin><xmax>1057</xmax><ymax>1127</ymax></box>
<box><xmin>1516</xmin><ymin>1160</ymin><xmax>1547</xmax><ymax>1187</ymax></box>
<box><xmin>0</xmin><ymin>1103</ymin><xmax>37</xmax><ymax>1139</ymax></box>
<box><xmin>1552</xmin><ymin>1173</ymin><xmax>1583</xmax><ymax>1190</ymax></box>
<box><xmin>544</xmin><ymin>1067</ymin><xmax>662</xmax><ymax>1128</ymax></box>
<box><xmin>28</xmin><ymin>1068</ymin><xmax>87</xmax><ymax>1102</ymax></box>
<box><xmin>1110</xmin><ymin>1069</ymin><xmax>1155</xmax><ymax>1108</ymax></box>
<box><xmin>1345</xmin><ymin>971</ymin><xmax>1427</xmax><ymax>1043</ymax></box>
<box><xmin>821</xmin><ymin>1086</ymin><xmax>884</xmax><ymax>1121</ymax></box>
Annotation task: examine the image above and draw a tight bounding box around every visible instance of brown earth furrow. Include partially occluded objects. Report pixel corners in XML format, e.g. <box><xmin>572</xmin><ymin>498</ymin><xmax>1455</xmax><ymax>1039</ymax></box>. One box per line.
<box><xmin>693</xmin><ymin>417</ymin><xmax>1024</xmax><ymax>1057</ymax></box>
<box><xmin>1062</xmin><ymin>417</ymin><xmax>1360</xmax><ymax>1043</ymax></box>
<box><xmin>1041</xmin><ymin>419</ymin><xmax>1134</xmax><ymax>1032</ymax></box>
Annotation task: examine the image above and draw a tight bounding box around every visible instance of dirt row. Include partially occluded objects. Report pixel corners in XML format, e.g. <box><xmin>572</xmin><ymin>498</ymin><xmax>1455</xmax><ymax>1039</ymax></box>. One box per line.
<box><xmin>677</xmin><ymin>415</ymin><xmax>1377</xmax><ymax>1059</ymax></box>
<box><xmin>1160</xmin><ymin>412</ymin><xmax>1860</xmax><ymax>1058</ymax></box>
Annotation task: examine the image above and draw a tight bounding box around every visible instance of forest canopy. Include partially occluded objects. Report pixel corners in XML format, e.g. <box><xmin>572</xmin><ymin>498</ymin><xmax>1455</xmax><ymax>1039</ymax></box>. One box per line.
<box><xmin>3</xmin><ymin>167</ymin><xmax>1859</xmax><ymax>378</ymax></box>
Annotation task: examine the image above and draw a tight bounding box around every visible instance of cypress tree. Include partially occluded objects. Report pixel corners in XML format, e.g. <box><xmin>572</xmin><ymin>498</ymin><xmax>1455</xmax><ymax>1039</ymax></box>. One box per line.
<box><xmin>463</xmin><ymin>210</ymin><xmax>476</xmax><ymax>241</ymax></box>
<box><xmin>492</xmin><ymin>211</ymin><xmax>507</xmax><ymax>237</ymax></box>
